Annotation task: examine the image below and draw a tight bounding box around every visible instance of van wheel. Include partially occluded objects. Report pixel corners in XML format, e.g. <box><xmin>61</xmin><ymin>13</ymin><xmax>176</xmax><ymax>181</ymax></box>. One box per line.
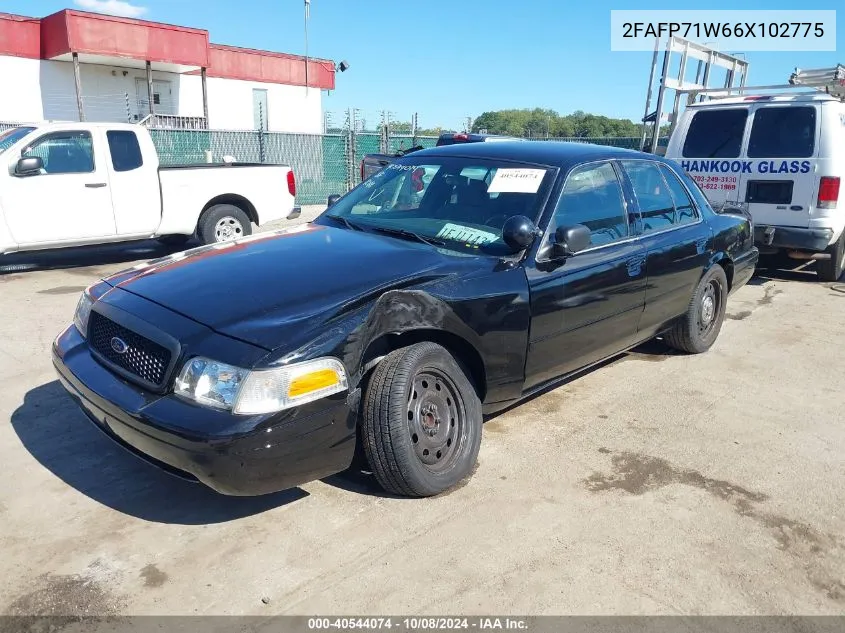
<box><xmin>361</xmin><ymin>342</ymin><xmax>482</xmax><ymax>497</ymax></box>
<box><xmin>817</xmin><ymin>232</ymin><xmax>845</xmax><ymax>282</ymax></box>
<box><xmin>198</xmin><ymin>204</ymin><xmax>252</xmax><ymax>245</ymax></box>
<box><xmin>664</xmin><ymin>264</ymin><xmax>728</xmax><ymax>354</ymax></box>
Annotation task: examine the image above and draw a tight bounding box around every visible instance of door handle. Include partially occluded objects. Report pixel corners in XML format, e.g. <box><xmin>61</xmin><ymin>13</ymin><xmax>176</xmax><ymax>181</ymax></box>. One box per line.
<box><xmin>85</xmin><ymin>183</ymin><xmax>107</xmax><ymax>188</ymax></box>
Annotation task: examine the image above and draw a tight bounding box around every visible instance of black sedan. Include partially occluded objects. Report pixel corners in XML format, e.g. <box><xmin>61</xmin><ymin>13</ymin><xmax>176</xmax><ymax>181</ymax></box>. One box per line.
<box><xmin>52</xmin><ymin>142</ymin><xmax>758</xmax><ymax>498</ymax></box>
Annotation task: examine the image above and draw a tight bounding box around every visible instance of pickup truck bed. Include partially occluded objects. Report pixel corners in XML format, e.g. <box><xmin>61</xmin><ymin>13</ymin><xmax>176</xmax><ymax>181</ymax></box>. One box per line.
<box><xmin>0</xmin><ymin>122</ymin><xmax>298</xmax><ymax>255</ymax></box>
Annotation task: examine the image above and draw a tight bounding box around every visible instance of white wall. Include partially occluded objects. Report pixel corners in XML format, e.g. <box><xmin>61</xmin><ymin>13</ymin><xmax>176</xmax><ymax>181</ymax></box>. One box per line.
<box><xmin>0</xmin><ymin>57</ymin><xmax>44</xmax><ymax>123</ymax></box>
<box><xmin>203</xmin><ymin>76</ymin><xmax>322</xmax><ymax>134</ymax></box>
<box><xmin>0</xmin><ymin>55</ymin><xmax>322</xmax><ymax>134</ymax></box>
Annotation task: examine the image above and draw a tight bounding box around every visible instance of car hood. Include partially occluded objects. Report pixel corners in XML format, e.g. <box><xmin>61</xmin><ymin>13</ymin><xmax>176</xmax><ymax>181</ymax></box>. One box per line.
<box><xmin>103</xmin><ymin>224</ymin><xmax>475</xmax><ymax>350</ymax></box>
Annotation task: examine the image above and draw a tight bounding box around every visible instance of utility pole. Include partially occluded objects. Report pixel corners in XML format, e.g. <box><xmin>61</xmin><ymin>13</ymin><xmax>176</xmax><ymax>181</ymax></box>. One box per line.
<box><xmin>379</xmin><ymin>110</ymin><xmax>388</xmax><ymax>153</ymax></box>
<box><xmin>304</xmin><ymin>0</ymin><xmax>310</xmax><ymax>95</ymax></box>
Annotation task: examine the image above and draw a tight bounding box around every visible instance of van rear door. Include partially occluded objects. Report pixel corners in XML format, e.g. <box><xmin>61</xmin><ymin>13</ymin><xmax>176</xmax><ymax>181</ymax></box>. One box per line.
<box><xmin>674</xmin><ymin>107</ymin><xmax>749</xmax><ymax>212</ymax></box>
<box><xmin>741</xmin><ymin>103</ymin><xmax>818</xmax><ymax>229</ymax></box>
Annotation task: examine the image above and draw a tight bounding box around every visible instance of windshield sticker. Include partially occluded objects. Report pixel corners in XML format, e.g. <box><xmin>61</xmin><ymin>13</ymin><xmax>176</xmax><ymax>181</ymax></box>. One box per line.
<box><xmin>436</xmin><ymin>223</ymin><xmax>499</xmax><ymax>245</ymax></box>
<box><xmin>487</xmin><ymin>168</ymin><xmax>546</xmax><ymax>193</ymax></box>
<box><xmin>386</xmin><ymin>163</ymin><xmax>418</xmax><ymax>172</ymax></box>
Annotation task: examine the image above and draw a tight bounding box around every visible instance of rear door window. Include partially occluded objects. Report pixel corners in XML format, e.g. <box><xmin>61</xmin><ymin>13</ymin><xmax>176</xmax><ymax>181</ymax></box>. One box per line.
<box><xmin>107</xmin><ymin>130</ymin><xmax>143</xmax><ymax>172</ymax></box>
<box><xmin>622</xmin><ymin>160</ymin><xmax>677</xmax><ymax>233</ymax></box>
<box><xmin>747</xmin><ymin>106</ymin><xmax>816</xmax><ymax>158</ymax></box>
<box><xmin>682</xmin><ymin>109</ymin><xmax>748</xmax><ymax>158</ymax></box>
<box><xmin>659</xmin><ymin>164</ymin><xmax>698</xmax><ymax>225</ymax></box>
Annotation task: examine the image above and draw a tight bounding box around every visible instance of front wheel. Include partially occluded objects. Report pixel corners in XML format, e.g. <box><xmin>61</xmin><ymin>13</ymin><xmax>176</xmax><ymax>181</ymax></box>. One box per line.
<box><xmin>816</xmin><ymin>232</ymin><xmax>845</xmax><ymax>282</ymax></box>
<box><xmin>198</xmin><ymin>204</ymin><xmax>252</xmax><ymax>245</ymax></box>
<box><xmin>664</xmin><ymin>264</ymin><xmax>729</xmax><ymax>354</ymax></box>
<box><xmin>361</xmin><ymin>342</ymin><xmax>482</xmax><ymax>497</ymax></box>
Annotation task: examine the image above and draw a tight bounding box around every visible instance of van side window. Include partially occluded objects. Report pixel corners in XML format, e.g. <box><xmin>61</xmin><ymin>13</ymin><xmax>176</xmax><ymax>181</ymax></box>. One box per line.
<box><xmin>682</xmin><ymin>109</ymin><xmax>748</xmax><ymax>158</ymax></box>
<box><xmin>747</xmin><ymin>106</ymin><xmax>816</xmax><ymax>158</ymax></box>
<box><xmin>549</xmin><ymin>161</ymin><xmax>628</xmax><ymax>248</ymax></box>
<box><xmin>107</xmin><ymin>130</ymin><xmax>143</xmax><ymax>172</ymax></box>
<box><xmin>622</xmin><ymin>161</ymin><xmax>676</xmax><ymax>233</ymax></box>
<box><xmin>22</xmin><ymin>131</ymin><xmax>94</xmax><ymax>174</ymax></box>
<box><xmin>659</xmin><ymin>164</ymin><xmax>698</xmax><ymax>225</ymax></box>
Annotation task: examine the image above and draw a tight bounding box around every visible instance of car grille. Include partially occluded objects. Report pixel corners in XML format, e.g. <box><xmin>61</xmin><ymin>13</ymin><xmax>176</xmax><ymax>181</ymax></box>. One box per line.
<box><xmin>88</xmin><ymin>311</ymin><xmax>172</xmax><ymax>388</ymax></box>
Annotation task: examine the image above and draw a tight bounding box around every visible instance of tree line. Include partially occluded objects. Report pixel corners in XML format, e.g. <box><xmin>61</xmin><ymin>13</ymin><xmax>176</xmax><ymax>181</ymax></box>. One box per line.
<box><xmin>471</xmin><ymin>108</ymin><xmax>665</xmax><ymax>138</ymax></box>
<box><xmin>326</xmin><ymin>108</ymin><xmax>669</xmax><ymax>138</ymax></box>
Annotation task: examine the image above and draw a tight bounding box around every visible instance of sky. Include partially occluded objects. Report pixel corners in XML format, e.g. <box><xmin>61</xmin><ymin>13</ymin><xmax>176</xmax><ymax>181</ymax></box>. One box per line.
<box><xmin>6</xmin><ymin>0</ymin><xmax>844</xmax><ymax>131</ymax></box>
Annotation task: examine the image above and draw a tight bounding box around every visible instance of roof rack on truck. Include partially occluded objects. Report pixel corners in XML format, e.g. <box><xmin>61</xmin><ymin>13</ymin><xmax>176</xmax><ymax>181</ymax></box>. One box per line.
<box><xmin>640</xmin><ymin>37</ymin><xmax>749</xmax><ymax>154</ymax></box>
<box><xmin>640</xmin><ymin>37</ymin><xmax>845</xmax><ymax>153</ymax></box>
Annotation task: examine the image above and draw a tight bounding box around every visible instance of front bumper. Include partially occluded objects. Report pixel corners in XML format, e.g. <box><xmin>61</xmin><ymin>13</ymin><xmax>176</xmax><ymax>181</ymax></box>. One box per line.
<box><xmin>754</xmin><ymin>225</ymin><xmax>833</xmax><ymax>253</ymax></box>
<box><xmin>52</xmin><ymin>325</ymin><xmax>357</xmax><ymax>496</ymax></box>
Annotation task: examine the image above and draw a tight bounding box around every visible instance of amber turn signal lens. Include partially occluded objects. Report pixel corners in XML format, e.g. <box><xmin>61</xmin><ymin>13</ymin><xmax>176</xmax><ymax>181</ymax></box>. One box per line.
<box><xmin>287</xmin><ymin>369</ymin><xmax>340</xmax><ymax>398</ymax></box>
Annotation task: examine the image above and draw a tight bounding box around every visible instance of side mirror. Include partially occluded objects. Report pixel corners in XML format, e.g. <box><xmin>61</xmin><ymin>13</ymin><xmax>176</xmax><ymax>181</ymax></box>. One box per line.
<box><xmin>15</xmin><ymin>156</ymin><xmax>43</xmax><ymax>176</ymax></box>
<box><xmin>552</xmin><ymin>224</ymin><xmax>591</xmax><ymax>258</ymax></box>
<box><xmin>501</xmin><ymin>215</ymin><xmax>541</xmax><ymax>252</ymax></box>
<box><xmin>327</xmin><ymin>194</ymin><xmax>341</xmax><ymax>208</ymax></box>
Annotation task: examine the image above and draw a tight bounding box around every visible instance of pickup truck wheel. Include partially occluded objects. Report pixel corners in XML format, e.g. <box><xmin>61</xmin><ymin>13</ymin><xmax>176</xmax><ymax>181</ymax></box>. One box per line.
<box><xmin>816</xmin><ymin>232</ymin><xmax>845</xmax><ymax>282</ymax></box>
<box><xmin>664</xmin><ymin>264</ymin><xmax>728</xmax><ymax>354</ymax></box>
<box><xmin>362</xmin><ymin>342</ymin><xmax>482</xmax><ymax>497</ymax></box>
<box><xmin>198</xmin><ymin>204</ymin><xmax>252</xmax><ymax>245</ymax></box>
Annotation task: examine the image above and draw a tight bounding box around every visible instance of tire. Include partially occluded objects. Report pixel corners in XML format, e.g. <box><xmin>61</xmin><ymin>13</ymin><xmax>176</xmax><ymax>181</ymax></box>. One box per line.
<box><xmin>197</xmin><ymin>204</ymin><xmax>252</xmax><ymax>245</ymax></box>
<box><xmin>361</xmin><ymin>342</ymin><xmax>483</xmax><ymax>497</ymax></box>
<box><xmin>816</xmin><ymin>232</ymin><xmax>845</xmax><ymax>282</ymax></box>
<box><xmin>157</xmin><ymin>234</ymin><xmax>191</xmax><ymax>247</ymax></box>
<box><xmin>664</xmin><ymin>264</ymin><xmax>729</xmax><ymax>354</ymax></box>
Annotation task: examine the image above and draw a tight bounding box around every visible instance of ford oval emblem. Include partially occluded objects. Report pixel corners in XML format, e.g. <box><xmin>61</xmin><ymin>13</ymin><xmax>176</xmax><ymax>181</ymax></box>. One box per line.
<box><xmin>110</xmin><ymin>337</ymin><xmax>129</xmax><ymax>354</ymax></box>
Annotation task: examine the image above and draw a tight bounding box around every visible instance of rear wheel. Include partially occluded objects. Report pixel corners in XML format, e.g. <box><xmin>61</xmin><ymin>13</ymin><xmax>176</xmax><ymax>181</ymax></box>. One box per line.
<box><xmin>361</xmin><ymin>342</ymin><xmax>482</xmax><ymax>497</ymax></box>
<box><xmin>816</xmin><ymin>232</ymin><xmax>845</xmax><ymax>282</ymax></box>
<box><xmin>197</xmin><ymin>204</ymin><xmax>252</xmax><ymax>245</ymax></box>
<box><xmin>664</xmin><ymin>265</ymin><xmax>729</xmax><ymax>354</ymax></box>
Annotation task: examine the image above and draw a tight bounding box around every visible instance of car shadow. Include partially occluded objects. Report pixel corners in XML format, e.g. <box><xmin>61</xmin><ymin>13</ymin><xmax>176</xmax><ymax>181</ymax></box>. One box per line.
<box><xmin>11</xmin><ymin>381</ymin><xmax>308</xmax><ymax>524</ymax></box>
<box><xmin>0</xmin><ymin>239</ymin><xmax>198</xmax><ymax>275</ymax></box>
<box><xmin>321</xmin><ymin>468</ymin><xmax>406</xmax><ymax>499</ymax></box>
<box><xmin>323</xmin><ymin>337</ymin><xmax>682</xmax><ymax>499</ymax></box>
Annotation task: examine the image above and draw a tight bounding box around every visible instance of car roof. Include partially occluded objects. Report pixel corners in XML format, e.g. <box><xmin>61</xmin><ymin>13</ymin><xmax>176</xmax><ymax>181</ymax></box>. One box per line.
<box><xmin>409</xmin><ymin>140</ymin><xmax>659</xmax><ymax>169</ymax></box>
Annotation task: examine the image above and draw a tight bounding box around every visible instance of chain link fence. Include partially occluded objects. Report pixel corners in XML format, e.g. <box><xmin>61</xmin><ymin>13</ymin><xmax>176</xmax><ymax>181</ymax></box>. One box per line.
<box><xmin>147</xmin><ymin>129</ymin><xmax>667</xmax><ymax>204</ymax></box>
<box><xmin>2</xmin><ymin>119</ymin><xmax>668</xmax><ymax>205</ymax></box>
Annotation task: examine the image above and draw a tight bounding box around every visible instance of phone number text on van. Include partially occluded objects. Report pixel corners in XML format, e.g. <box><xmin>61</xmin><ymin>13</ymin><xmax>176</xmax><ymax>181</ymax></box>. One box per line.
<box><xmin>680</xmin><ymin>160</ymin><xmax>812</xmax><ymax>175</ymax></box>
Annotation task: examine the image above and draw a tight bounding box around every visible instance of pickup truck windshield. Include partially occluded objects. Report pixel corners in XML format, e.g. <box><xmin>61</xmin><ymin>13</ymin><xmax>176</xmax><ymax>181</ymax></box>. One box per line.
<box><xmin>0</xmin><ymin>127</ymin><xmax>36</xmax><ymax>154</ymax></box>
<box><xmin>326</xmin><ymin>157</ymin><xmax>553</xmax><ymax>255</ymax></box>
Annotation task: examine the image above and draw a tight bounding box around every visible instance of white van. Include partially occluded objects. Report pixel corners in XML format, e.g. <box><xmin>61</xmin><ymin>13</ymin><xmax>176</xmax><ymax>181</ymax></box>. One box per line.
<box><xmin>665</xmin><ymin>94</ymin><xmax>844</xmax><ymax>281</ymax></box>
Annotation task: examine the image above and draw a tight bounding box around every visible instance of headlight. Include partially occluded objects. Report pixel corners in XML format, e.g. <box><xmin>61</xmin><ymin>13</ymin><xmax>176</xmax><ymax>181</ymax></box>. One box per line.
<box><xmin>173</xmin><ymin>356</ymin><xmax>348</xmax><ymax>415</ymax></box>
<box><xmin>73</xmin><ymin>291</ymin><xmax>94</xmax><ymax>338</ymax></box>
<box><xmin>173</xmin><ymin>358</ymin><xmax>249</xmax><ymax>410</ymax></box>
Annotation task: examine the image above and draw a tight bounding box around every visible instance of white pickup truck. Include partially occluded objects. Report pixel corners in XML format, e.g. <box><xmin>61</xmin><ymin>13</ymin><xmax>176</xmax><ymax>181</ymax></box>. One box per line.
<box><xmin>0</xmin><ymin>122</ymin><xmax>299</xmax><ymax>255</ymax></box>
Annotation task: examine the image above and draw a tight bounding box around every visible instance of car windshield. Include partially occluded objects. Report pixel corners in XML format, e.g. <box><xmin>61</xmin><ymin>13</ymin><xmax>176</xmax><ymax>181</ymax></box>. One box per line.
<box><xmin>0</xmin><ymin>127</ymin><xmax>36</xmax><ymax>154</ymax></box>
<box><xmin>323</xmin><ymin>157</ymin><xmax>554</xmax><ymax>255</ymax></box>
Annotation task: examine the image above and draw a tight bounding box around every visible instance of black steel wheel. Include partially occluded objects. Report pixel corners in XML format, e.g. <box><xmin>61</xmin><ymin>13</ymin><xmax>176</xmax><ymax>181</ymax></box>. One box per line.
<box><xmin>362</xmin><ymin>342</ymin><xmax>482</xmax><ymax>497</ymax></box>
<box><xmin>407</xmin><ymin>369</ymin><xmax>464</xmax><ymax>472</ymax></box>
<box><xmin>664</xmin><ymin>264</ymin><xmax>728</xmax><ymax>354</ymax></box>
